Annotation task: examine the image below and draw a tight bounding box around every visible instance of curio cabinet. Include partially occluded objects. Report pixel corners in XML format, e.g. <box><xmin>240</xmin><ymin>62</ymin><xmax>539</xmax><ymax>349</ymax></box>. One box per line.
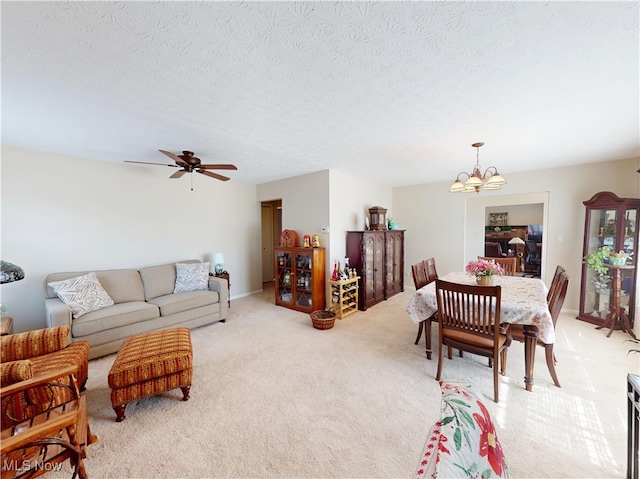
<box><xmin>578</xmin><ymin>191</ymin><xmax>639</xmax><ymax>336</ymax></box>
<box><xmin>275</xmin><ymin>246</ymin><xmax>325</xmax><ymax>313</ymax></box>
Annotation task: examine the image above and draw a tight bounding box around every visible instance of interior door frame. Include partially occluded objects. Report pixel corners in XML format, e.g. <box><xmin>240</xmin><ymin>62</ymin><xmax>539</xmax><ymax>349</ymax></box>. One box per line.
<box><xmin>464</xmin><ymin>192</ymin><xmax>550</xmax><ymax>280</ymax></box>
<box><xmin>260</xmin><ymin>199</ymin><xmax>282</xmax><ymax>284</ymax></box>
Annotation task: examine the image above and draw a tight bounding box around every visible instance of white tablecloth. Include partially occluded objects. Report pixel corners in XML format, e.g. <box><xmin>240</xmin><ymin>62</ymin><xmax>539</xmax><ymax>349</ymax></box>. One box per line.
<box><xmin>406</xmin><ymin>271</ymin><xmax>555</xmax><ymax>344</ymax></box>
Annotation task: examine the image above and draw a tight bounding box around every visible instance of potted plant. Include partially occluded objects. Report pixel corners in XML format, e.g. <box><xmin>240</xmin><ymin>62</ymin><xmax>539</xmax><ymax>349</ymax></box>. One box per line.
<box><xmin>583</xmin><ymin>245</ymin><xmax>612</xmax><ymax>293</ymax></box>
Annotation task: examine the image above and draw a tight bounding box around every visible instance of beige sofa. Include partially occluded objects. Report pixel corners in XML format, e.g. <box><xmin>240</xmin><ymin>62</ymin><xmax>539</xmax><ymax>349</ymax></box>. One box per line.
<box><xmin>44</xmin><ymin>260</ymin><xmax>228</xmax><ymax>359</ymax></box>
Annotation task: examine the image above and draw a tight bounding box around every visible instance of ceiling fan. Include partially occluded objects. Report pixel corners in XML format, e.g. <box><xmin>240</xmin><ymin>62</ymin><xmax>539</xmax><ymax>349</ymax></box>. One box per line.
<box><xmin>125</xmin><ymin>150</ymin><xmax>237</xmax><ymax>182</ymax></box>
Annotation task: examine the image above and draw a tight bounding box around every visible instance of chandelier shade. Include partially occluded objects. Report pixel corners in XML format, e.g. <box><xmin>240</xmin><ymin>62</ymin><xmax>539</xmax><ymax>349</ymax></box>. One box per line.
<box><xmin>449</xmin><ymin>142</ymin><xmax>506</xmax><ymax>193</ymax></box>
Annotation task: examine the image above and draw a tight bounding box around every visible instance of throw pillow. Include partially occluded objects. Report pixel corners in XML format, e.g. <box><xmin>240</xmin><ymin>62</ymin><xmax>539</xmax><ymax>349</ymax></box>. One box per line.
<box><xmin>173</xmin><ymin>262</ymin><xmax>209</xmax><ymax>293</ymax></box>
<box><xmin>48</xmin><ymin>272</ymin><xmax>114</xmax><ymax>319</ymax></box>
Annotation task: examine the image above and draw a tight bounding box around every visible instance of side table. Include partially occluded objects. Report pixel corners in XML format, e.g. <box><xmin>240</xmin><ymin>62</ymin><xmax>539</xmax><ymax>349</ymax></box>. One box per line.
<box><xmin>213</xmin><ymin>272</ymin><xmax>231</xmax><ymax>307</ymax></box>
<box><xmin>1</xmin><ymin>316</ymin><xmax>13</xmax><ymax>335</ymax></box>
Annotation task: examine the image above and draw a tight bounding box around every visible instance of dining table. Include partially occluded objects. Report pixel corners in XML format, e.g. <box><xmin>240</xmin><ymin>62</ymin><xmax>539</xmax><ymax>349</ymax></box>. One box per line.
<box><xmin>406</xmin><ymin>271</ymin><xmax>554</xmax><ymax>392</ymax></box>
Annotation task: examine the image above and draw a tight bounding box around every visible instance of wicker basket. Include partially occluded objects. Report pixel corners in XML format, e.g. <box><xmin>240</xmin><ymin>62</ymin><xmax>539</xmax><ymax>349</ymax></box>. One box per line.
<box><xmin>310</xmin><ymin>309</ymin><xmax>336</xmax><ymax>330</ymax></box>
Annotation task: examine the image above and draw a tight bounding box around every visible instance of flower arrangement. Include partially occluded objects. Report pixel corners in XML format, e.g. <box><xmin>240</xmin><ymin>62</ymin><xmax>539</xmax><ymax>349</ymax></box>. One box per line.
<box><xmin>465</xmin><ymin>258</ymin><xmax>505</xmax><ymax>277</ymax></box>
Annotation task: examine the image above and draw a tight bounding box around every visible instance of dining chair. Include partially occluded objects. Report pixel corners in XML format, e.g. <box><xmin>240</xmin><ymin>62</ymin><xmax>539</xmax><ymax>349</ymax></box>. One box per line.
<box><xmin>507</xmin><ymin>269</ymin><xmax>570</xmax><ymax>387</ymax></box>
<box><xmin>435</xmin><ymin>279</ymin><xmax>511</xmax><ymax>402</ymax></box>
<box><xmin>411</xmin><ymin>259</ymin><xmax>439</xmax><ymax>359</ymax></box>
<box><xmin>524</xmin><ymin>240</ymin><xmax>542</xmax><ymax>277</ymax></box>
<box><xmin>477</xmin><ymin>256</ymin><xmax>517</xmax><ymax>276</ymax></box>
<box><xmin>484</xmin><ymin>242</ymin><xmax>505</xmax><ymax>258</ymax></box>
<box><xmin>546</xmin><ymin>265</ymin><xmax>567</xmax><ymax>304</ymax></box>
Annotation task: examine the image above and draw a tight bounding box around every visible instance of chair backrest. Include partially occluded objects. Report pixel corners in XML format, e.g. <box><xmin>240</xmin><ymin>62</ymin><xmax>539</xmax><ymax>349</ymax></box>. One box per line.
<box><xmin>425</xmin><ymin>258</ymin><xmax>438</xmax><ymax>283</ymax></box>
<box><xmin>411</xmin><ymin>261</ymin><xmax>429</xmax><ymax>290</ymax></box>
<box><xmin>477</xmin><ymin>256</ymin><xmax>517</xmax><ymax>276</ymax></box>
<box><xmin>435</xmin><ymin>279</ymin><xmax>502</xmax><ymax>342</ymax></box>
<box><xmin>525</xmin><ymin>240</ymin><xmax>540</xmax><ymax>260</ymax></box>
<box><xmin>484</xmin><ymin>242</ymin><xmax>503</xmax><ymax>257</ymax></box>
<box><xmin>546</xmin><ymin>265</ymin><xmax>567</xmax><ymax>303</ymax></box>
<box><xmin>547</xmin><ymin>270</ymin><xmax>570</xmax><ymax>328</ymax></box>
<box><xmin>412</xmin><ymin>258</ymin><xmax>438</xmax><ymax>290</ymax></box>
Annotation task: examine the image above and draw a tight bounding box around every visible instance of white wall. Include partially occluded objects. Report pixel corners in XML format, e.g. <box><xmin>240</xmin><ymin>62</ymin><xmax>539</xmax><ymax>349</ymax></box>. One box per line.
<box><xmin>1</xmin><ymin>145</ymin><xmax>262</xmax><ymax>332</ymax></box>
<box><xmin>394</xmin><ymin>157</ymin><xmax>640</xmax><ymax>319</ymax></box>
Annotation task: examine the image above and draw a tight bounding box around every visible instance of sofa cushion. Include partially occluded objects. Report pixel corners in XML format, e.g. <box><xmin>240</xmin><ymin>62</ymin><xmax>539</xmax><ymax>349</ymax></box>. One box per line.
<box><xmin>147</xmin><ymin>290</ymin><xmax>220</xmax><ymax>317</ymax></box>
<box><xmin>2</xmin><ymin>326</ymin><xmax>70</xmax><ymax>362</ymax></box>
<box><xmin>139</xmin><ymin>260</ymin><xmax>200</xmax><ymax>300</ymax></box>
<box><xmin>71</xmin><ymin>301</ymin><xmax>160</xmax><ymax>338</ymax></box>
<box><xmin>173</xmin><ymin>262</ymin><xmax>209</xmax><ymax>293</ymax></box>
<box><xmin>1</xmin><ymin>360</ymin><xmax>33</xmax><ymax>386</ymax></box>
<box><xmin>415</xmin><ymin>381</ymin><xmax>508</xmax><ymax>479</ymax></box>
<box><xmin>48</xmin><ymin>272</ymin><xmax>115</xmax><ymax>318</ymax></box>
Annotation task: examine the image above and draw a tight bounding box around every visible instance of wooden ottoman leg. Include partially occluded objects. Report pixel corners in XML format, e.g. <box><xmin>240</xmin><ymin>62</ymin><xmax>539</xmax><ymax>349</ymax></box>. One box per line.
<box><xmin>114</xmin><ymin>404</ymin><xmax>126</xmax><ymax>422</ymax></box>
<box><xmin>181</xmin><ymin>386</ymin><xmax>191</xmax><ymax>401</ymax></box>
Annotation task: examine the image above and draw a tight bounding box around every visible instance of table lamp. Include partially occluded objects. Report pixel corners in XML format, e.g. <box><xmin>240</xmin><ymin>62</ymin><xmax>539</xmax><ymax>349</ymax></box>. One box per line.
<box><xmin>508</xmin><ymin>237</ymin><xmax>525</xmax><ymax>247</ymax></box>
<box><xmin>508</xmin><ymin>237</ymin><xmax>526</xmax><ymax>271</ymax></box>
<box><xmin>213</xmin><ymin>253</ymin><xmax>225</xmax><ymax>275</ymax></box>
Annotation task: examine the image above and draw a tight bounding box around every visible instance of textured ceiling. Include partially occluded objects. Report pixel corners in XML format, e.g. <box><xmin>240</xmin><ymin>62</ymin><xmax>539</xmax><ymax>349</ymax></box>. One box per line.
<box><xmin>2</xmin><ymin>1</ymin><xmax>638</xmax><ymax>186</ymax></box>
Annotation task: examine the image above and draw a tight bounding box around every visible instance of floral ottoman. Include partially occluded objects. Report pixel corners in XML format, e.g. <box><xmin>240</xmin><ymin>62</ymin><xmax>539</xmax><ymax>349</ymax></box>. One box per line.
<box><xmin>415</xmin><ymin>381</ymin><xmax>508</xmax><ymax>478</ymax></box>
<box><xmin>107</xmin><ymin>328</ymin><xmax>193</xmax><ymax>422</ymax></box>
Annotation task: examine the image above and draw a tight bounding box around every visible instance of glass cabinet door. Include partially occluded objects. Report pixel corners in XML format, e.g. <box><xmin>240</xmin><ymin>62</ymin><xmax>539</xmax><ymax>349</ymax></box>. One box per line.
<box><xmin>295</xmin><ymin>252</ymin><xmax>312</xmax><ymax>308</ymax></box>
<box><xmin>276</xmin><ymin>251</ymin><xmax>293</xmax><ymax>304</ymax></box>
<box><xmin>363</xmin><ymin>236</ymin><xmax>375</xmax><ymax>303</ymax></box>
<box><xmin>386</xmin><ymin>234</ymin><xmax>395</xmax><ymax>287</ymax></box>
<box><xmin>582</xmin><ymin>207</ymin><xmax>616</xmax><ymax>320</ymax></box>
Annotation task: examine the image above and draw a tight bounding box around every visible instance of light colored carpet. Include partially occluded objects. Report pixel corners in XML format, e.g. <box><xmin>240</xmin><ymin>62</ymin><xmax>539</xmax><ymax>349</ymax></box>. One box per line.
<box><xmin>55</xmin><ymin>285</ymin><xmax>636</xmax><ymax>478</ymax></box>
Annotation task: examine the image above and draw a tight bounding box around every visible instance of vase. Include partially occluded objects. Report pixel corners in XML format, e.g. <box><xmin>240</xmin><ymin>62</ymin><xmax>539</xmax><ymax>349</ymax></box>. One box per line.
<box><xmin>476</xmin><ymin>275</ymin><xmax>495</xmax><ymax>286</ymax></box>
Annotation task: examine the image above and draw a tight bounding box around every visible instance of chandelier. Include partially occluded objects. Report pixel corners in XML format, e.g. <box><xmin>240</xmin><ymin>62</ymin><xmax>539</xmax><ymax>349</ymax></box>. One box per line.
<box><xmin>449</xmin><ymin>142</ymin><xmax>506</xmax><ymax>193</ymax></box>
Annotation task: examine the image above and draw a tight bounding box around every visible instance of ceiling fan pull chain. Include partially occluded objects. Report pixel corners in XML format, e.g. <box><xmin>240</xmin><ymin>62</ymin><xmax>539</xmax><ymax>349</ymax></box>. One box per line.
<box><xmin>191</xmin><ymin>173</ymin><xmax>194</xmax><ymax>191</ymax></box>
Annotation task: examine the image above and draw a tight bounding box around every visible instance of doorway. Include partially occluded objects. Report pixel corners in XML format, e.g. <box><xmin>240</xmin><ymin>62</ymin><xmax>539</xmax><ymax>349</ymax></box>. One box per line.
<box><xmin>465</xmin><ymin>192</ymin><xmax>550</xmax><ymax>280</ymax></box>
<box><xmin>261</xmin><ymin>200</ymin><xmax>282</xmax><ymax>283</ymax></box>
<box><xmin>485</xmin><ymin>203</ymin><xmax>544</xmax><ymax>276</ymax></box>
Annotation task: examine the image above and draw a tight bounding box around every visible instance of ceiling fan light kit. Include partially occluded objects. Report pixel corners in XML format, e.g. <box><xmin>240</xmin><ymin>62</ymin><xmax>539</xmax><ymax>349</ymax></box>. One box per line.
<box><xmin>449</xmin><ymin>142</ymin><xmax>506</xmax><ymax>193</ymax></box>
<box><xmin>124</xmin><ymin>150</ymin><xmax>238</xmax><ymax>190</ymax></box>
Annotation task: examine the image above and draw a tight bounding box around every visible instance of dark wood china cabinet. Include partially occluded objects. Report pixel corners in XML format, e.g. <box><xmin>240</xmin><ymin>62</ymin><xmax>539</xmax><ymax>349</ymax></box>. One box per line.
<box><xmin>346</xmin><ymin>230</ymin><xmax>405</xmax><ymax>311</ymax></box>
<box><xmin>578</xmin><ymin>192</ymin><xmax>639</xmax><ymax>336</ymax></box>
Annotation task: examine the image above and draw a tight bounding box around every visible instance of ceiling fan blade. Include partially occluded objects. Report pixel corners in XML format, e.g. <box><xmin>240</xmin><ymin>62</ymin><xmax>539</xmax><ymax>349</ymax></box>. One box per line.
<box><xmin>125</xmin><ymin>160</ymin><xmax>178</xmax><ymax>167</ymax></box>
<box><xmin>198</xmin><ymin>164</ymin><xmax>238</xmax><ymax>170</ymax></box>
<box><xmin>196</xmin><ymin>169</ymin><xmax>230</xmax><ymax>181</ymax></box>
<box><xmin>159</xmin><ymin>149</ymin><xmax>189</xmax><ymax>166</ymax></box>
<box><xmin>170</xmin><ymin>170</ymin><xmax>187</xmax><ymax>179</ymax></box>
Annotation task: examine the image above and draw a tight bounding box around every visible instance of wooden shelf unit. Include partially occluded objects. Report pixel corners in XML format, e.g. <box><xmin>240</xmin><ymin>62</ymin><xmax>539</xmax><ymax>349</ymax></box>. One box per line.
<box><xmin>329</xmin><ymin>277</ymin><xmax>360</xmax><ymax>319</ymax></box>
